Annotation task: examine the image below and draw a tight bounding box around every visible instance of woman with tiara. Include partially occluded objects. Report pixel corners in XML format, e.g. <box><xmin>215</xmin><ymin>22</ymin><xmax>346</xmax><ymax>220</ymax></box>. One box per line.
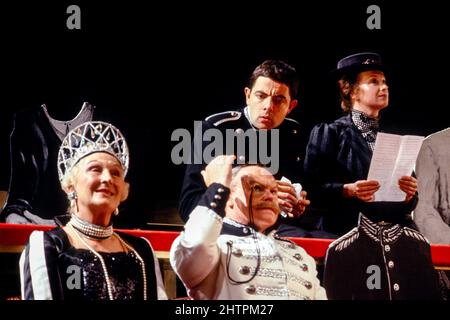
<box><xmin>19</xmin><ymin>121</ymin><xmax>167</xmax><ymax>300</ymax></box>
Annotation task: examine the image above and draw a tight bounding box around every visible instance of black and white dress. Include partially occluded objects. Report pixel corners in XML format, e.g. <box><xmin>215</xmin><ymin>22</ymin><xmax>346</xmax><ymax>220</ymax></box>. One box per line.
<box><xmin>19</xmin><ymin>228</ymin><xmax>167</xmax><ymax>300</ymax></box>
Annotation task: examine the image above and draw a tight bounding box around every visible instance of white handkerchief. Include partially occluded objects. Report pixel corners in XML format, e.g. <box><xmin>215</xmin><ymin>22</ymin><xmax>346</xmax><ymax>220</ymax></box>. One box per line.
<box><xmin>280</xmin><ymin>176</ymin><xmax>302</xmax><ymax>218</ymax></box>
<box><xmin>280</xmin><ymin>176</ymin><xmax>302</xmax><ymax>198</ymax></box>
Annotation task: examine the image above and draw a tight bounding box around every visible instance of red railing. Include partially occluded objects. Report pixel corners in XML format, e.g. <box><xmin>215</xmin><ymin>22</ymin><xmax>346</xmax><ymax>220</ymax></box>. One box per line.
<box><xmin>1</xmin><ymin>223</ymin><xmax>449</xmax><ymax>268</ymax></box>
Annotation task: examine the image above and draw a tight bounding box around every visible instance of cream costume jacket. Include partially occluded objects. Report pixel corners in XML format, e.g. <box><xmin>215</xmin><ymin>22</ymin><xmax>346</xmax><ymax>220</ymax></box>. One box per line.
<box><xmin>170</xmin><ymin>183</ymin><xmax>327</xmax><ymax>300</ymax></box>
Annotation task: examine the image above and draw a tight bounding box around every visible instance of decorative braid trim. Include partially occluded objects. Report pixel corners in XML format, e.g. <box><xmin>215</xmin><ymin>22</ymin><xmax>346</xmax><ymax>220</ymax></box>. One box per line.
<box><xmin>404</xmin><ymin>227</ymin><xmax>429</xmax><ymax>244</ymax></box>
<box><xmin>330</xmin><ymin>228</ymin><xmax>360</xmax><ymax>252</ymax></box>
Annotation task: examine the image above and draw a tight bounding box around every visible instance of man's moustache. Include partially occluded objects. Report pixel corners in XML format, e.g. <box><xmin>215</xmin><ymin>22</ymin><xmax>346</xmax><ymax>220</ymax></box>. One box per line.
<box><xmin>253</xmin><ymin>203</ymin><xmax>279</xmax><ymax>212</ymax></box>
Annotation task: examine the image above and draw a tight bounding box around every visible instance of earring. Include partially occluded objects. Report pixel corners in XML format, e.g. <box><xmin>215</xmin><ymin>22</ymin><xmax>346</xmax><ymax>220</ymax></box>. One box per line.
<box><xmin>68</xmin><ymin>191</ymin><xmax>79</xmax><ymax>212</ymax></box>
<box><xmin>114</xmin><ymin>208</ymin><xmax>119</xmax><ymax>216</ymax></box>
<box><xmin>68</xmin><ymin>191</ymin><xmax>78</xmax><ymax>200</ymax></box>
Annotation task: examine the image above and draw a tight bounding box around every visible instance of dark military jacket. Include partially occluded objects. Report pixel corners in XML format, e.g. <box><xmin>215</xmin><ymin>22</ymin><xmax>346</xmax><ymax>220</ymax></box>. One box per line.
<box><xmin>324</xmin><ymin>214</ymin><xmax>441</xmax><ymax>300</ymax></box>
<box><xmin>303</xmin><ymin>114</ymin><xmax>417</xmax><ymax>236</ymax></box>
<box><xmin>179</xmin><ymin>107</ymin><xmax>304</xmax><ymax>222</ymax></box>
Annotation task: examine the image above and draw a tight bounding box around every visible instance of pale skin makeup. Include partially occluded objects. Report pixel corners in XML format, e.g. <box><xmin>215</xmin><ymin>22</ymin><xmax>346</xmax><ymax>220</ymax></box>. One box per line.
<box><xmin>351</xmin><ymin>70</ymin><xmax>389</xmax><ymax>117</ymax></box>
<box><xmin>63</xmin><ymin>152</ymin><xmax>129</xmax><ymax>252</ymax></box>
<box><xmin>343</xmin><ymin>70</ymin><xmax>417</xmax><ymax>202</ymax></box>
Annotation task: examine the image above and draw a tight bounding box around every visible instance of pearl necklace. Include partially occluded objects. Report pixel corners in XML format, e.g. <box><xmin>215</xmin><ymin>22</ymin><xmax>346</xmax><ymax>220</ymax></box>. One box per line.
<box><xmin>67</xmin><ymin>222</ymin><xmax>148</xmax><ymax>300</ymax></box>
<box><xmin>70</xmin><ymin>214</ymin><xmax>113</xmax><ymax>240</ymax></box>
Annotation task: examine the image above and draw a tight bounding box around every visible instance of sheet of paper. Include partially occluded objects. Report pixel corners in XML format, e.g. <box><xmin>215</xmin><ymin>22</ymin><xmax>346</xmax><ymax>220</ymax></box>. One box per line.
<box><xmin>367</xmin><ymin>133</ymin><xmax>424</xmax><ymax>201</ymax></box>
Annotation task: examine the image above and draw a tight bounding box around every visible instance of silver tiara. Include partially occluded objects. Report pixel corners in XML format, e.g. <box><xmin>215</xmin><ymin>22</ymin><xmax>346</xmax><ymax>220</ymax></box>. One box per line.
<box><xmin>57</xmin><ymin>121</ymin><xmax>129</xmax><ymax>182</ymax></box>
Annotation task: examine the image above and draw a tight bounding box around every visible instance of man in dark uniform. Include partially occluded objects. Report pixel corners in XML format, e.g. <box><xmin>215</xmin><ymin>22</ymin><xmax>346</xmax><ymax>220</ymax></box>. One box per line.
<box><xmin>179</xmin><ymin>60</ymin><xmax>323</xmax><ymax>237</ymax></box>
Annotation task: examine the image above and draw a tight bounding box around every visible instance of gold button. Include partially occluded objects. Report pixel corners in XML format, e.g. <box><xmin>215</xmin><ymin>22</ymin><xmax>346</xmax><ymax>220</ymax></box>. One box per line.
<box><xmin>293</xmin><ymin>129</ymin><xmax>298</xmax><ymax>134</ymax></box>
<box><xmin>218</xmin><ymin>188</ymin><xmax>225</xmax><ymax>193</ymax></box>
<box><xmin>293</xmin><ymin>253</ymin><xmax>303</xmax><ymax>261</ymax></box>
<box><xmin>246</xmin><ymin>285</ymin><xmax>256</xmax><ymax>294</ymax></box>
<box><xmin>239</xmin><ymin>266</ymin><xmax>250</xmax><ymax>275</ymax></box>
<box><xmin>233</xmin><ymin>249</ymin><xmax>243</xmax><ymax>257</ymax></box>
<box><xmin>210</xmin><ymin>202</ymin><xmax>217</xmax><ymax>208</ymax></box>
<box><xmin>214</xmin><ymin>194</ymin><xmax>222</xmax><ymax>200</ymax></box>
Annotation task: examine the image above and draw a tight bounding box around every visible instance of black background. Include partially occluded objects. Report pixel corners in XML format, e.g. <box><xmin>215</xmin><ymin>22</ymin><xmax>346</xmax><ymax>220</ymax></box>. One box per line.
<box><xmin>1</xmin><ymin>1</ymin><xmax>449</xmax><ymax>227</ymax></box>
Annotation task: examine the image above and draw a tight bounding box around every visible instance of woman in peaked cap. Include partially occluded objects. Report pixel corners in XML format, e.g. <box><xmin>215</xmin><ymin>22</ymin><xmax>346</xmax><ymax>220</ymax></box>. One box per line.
<box><xmin>304</xmin><ymin>52</ymin><xmax>417</xmax><ymax>236</ymax></box>
<box><xmin>303</xmin><ymin>52</ymin><xmax>441</xmax><ymax>299</ymax></box>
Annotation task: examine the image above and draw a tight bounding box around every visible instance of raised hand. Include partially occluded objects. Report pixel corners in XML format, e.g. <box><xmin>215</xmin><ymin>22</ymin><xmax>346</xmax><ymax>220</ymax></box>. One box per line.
<box><xmin>277</xmin><ymin>180</ymin><xmax>310</xmax><ymax>218</ymax></box>
<box><xmin>201</xmin><ymin>155</ymin><xmax>236</xmax><ymax>188</ymax></box>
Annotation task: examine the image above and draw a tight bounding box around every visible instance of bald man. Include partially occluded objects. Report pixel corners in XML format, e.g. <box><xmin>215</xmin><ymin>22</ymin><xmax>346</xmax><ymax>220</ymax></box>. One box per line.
<box><xmin>170</xmin><ymin>155</ymin><xmax>326</xmax><ymax>300</ymax></box>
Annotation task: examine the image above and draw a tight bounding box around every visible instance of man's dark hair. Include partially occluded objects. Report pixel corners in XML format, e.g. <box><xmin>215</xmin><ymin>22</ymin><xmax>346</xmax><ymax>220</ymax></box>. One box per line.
<box><xmin>248</xmin><ymin>60</ymin><xmax>299</xmax><ymax>99</ymax></box>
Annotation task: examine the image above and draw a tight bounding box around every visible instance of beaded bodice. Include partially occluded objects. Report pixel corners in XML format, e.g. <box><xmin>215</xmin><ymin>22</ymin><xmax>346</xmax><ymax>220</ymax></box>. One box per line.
<box><xmin>59</xmin><ymin>247</ymin><xmax>145</xmax><ymax>300</ymax></box>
